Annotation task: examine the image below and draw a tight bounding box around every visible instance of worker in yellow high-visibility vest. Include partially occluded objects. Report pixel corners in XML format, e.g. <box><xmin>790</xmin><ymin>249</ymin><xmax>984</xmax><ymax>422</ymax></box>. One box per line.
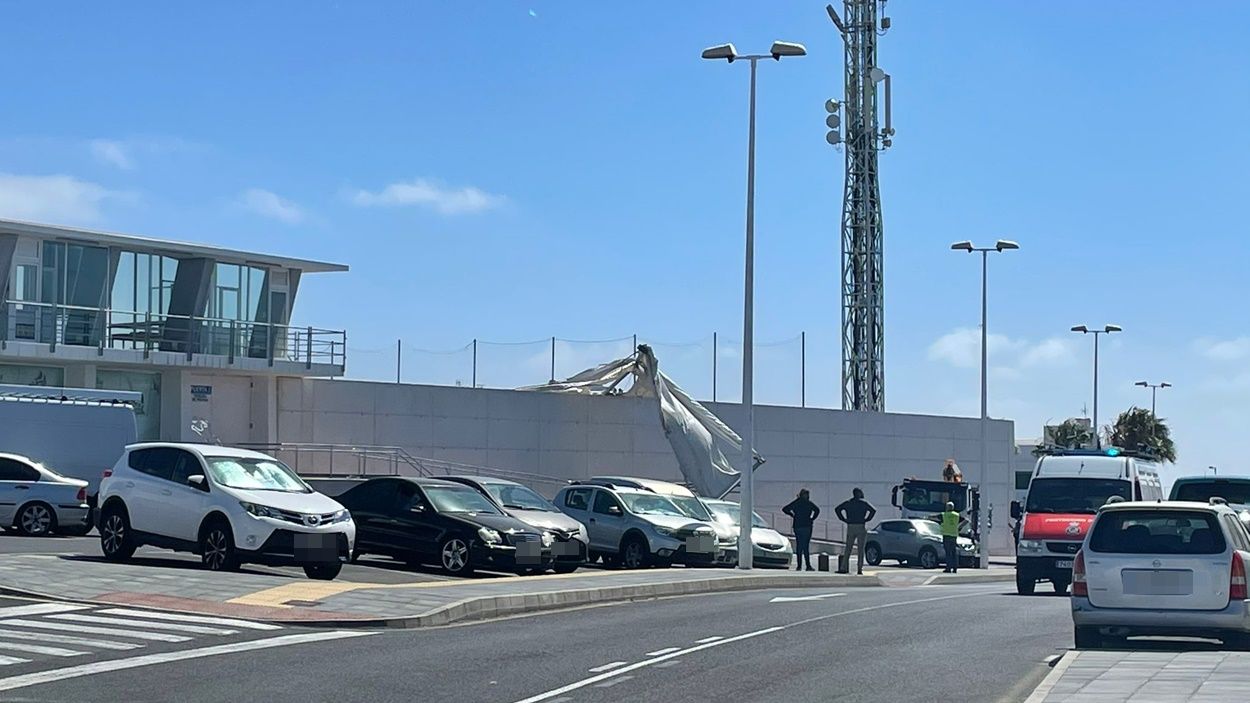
<box><xmin>941</xmin><ymin>501</ymin><xmax>961</xmax><ymax>574</ymax></box>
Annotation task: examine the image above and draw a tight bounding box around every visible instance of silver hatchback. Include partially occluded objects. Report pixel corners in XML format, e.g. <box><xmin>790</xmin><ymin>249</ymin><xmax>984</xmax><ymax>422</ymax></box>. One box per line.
<box><xmin>0</xmin><ymin>453</ymin><xmax>90</xmax><ymax>536</ymax></box>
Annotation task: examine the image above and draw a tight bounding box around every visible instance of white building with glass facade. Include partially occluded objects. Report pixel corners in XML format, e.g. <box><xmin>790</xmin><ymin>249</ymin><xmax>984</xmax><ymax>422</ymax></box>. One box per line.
<box><xmin>0</xmin><ymin>218</ymin><xmax>347</xmax><ymax>442</ymax></box>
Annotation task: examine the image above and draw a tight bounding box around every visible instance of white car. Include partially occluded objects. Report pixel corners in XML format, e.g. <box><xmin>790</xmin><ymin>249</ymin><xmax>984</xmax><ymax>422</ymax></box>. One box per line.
<box><xmin>1071</xmin><ymin>499</ymin><xmax>1250</xmax><ymax>649</ymax></box>
<box><xmin>97</xmin><ymin>443</ymin><xmax>355</xmax><ymax>580</ymax></box>
<box><xmin>0</xmin><ymin>453</ymin><xmax>90</xmax><ymax>536</ymax></box>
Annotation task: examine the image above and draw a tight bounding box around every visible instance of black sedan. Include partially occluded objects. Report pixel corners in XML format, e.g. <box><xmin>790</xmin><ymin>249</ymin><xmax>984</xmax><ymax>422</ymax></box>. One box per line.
<box><xmin>336</xmin><ymin>477</ymin><xmax>555</xmax><ymax>576</ymax></box>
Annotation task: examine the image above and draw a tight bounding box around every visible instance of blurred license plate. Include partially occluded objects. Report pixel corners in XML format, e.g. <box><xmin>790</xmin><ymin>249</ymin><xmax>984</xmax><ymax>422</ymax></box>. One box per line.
<box><xmin>686</xmin><ymin>535</ymin><xmax>715</xmax><ymax>554</ymax></box>
<box><xmin>1124</xmin><ymin>569</ymin><xmax>1192</xmax><ymax>595</ymax></box>
<box><xmin>551</xmin><ymin>541</ymin><xmax>579</xmax><ymax>556</ymax></box>
<box><xmin>1055</xmin><ymin>559</ymin><xmax>1073</xmax><ymax>569</ymax></box>
<box><xmin>294</xmin><ymin>533</ymin><xmax>336</xmax><ymax>561</ymax></box>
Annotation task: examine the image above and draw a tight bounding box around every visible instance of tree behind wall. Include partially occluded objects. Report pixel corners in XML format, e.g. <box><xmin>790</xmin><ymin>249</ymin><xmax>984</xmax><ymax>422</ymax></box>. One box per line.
<box><xmin>1033</xmin><ymin>418</ymin><xmax>1094</xmax><ymax>456</ymax></box>
<box><xmin>1108</xmin><ymin>407</ymin><xmax>1177</xmax><ymax>462</ymax></box>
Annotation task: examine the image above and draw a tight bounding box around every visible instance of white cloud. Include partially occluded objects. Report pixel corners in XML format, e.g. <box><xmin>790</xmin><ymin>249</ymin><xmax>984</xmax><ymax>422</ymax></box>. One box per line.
<box><xmin>928</xmin><ymin>327</ymin><xmax>1076</xmax><ymax>370</ymax></box>
<box><xmin>89</xmin><ymin>139</ymin><xmax>134</xmax><ymax>170</ymax></box>
<box><xmin>238</xmin><ymin>188</ymin><xmax>306</xmax><ymax>224</ymax></box>
<box><xmin>0</xmin><ymin>172</ymin><xmax>122</xmax><ymax>223</ymax></box>
<box><xmin>347</xmin><ymin>178</ymin><xmax>505</xmax><ymax>215</ymax></box>
<box><xmin>1020</xmin><ymin>337</ymin><xmax>1076</xmax><ymax>367</ymax></box>
<box><xmin>1196</xmin><ymin>337</ymin><xmax>1250</xmax><ymax>362</ymax></box>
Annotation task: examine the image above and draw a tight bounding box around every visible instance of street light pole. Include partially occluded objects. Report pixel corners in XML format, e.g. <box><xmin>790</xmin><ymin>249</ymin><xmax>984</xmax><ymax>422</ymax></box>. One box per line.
<box><xmin>1134</xmin><ymin>380</ymin><xmax>1172</xmax><ymax>417</ymax></box>
<box><xmin>950</xmin><ymin>239</ymin><xmax>1018</xmax><ymax>569</ymax></box>
<box><xmin>703</xmin><ymin>40</ymin><xmax>806</xmax><ymax>571</ymax></box>
<box><xmin>1071</xmin><ymin>324</ymin><xmax>1123</xmax><ymax>448</ymax></box>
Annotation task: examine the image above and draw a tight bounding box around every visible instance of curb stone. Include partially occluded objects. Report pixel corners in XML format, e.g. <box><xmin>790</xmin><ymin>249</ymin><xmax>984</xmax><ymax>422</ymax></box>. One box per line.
<box><xmin>1024</xmin><ymin>651</ymin><xmax>1074</xmax><ymax>703</ymax></box>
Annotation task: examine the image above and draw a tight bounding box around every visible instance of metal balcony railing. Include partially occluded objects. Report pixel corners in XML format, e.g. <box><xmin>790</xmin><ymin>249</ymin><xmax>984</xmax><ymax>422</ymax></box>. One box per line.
<box><xmin>0</xmin><ymin>299</ymin><xmax>345</xmax><ymax>369</ymax></box>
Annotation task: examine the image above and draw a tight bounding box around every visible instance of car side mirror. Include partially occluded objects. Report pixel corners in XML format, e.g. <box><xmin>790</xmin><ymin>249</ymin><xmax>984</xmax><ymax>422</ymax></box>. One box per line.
<box><xmin>607</xmin><ymin>505</ymin><xmax>623</xmax><ymax>516</ymax></box>
<box><xmin>187</xmin><ymin>475</ymin><xmax>209</xmax><ymax>491</ymax></box>
<box><xmin>908</xmin><ymin>528</ymin><xmax>917</xmax><ymax>533</ymax></box>
<box><xmin>410</xmin><ymin>503</ymin><xmax>427</xmax><ymax>513</ymax></box>
<box><xmin>1010</xmin><ymin>501</ymin><xmax>1022</xmax><ymax>520</ymax></box>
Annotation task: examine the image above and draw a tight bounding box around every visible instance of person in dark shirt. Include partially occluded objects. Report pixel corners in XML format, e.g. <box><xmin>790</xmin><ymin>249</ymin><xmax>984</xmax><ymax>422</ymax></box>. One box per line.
<box><xmin>836</xmin><ymin>488</ymin><xmax>877</xmax><ymax>575</ymax></box>
<box><xmin>782</xmin><ymin>489</ymin><xmax>820</xmax><ymax>571</ymax></box>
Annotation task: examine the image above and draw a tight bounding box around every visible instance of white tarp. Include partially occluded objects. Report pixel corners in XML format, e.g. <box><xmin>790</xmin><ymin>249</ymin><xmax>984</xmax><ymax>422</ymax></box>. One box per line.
<box><xmin>520</xmin><ymin>345</ymin><xmax>749</xmax><ymax>497</ymax></box>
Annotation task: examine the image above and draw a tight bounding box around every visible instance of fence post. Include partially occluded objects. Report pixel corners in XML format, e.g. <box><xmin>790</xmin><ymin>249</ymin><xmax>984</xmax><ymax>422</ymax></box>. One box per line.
<box><xmin>143</xmin><ymin>311</ymin><xmax>150</xmax><ymax>359</ymax></box>
<box><xmin>396</xmin><ymin>339</ymin><xmax>402</xmax><ymax>383</ymax></box>
<box><xmin>712</xmin><ymin>331</ymin><xmax>717</xmax><ymax>402</ymax></box>
<box><xmin>472</xmin><ymin>338</ymin><xmax>477</xmax><ymax>388</ymax></box>
<box><xmin>228</xmin><ymin>320</ymin><xmax>236</xmax><ymax>364</ymax></box>
<box><xmin>266</xmin><ymin>321</ymin><xmax>275</xmax><ymax>367</ymax></box>
<box><xmin>187</xmin><ymin>314</ymin><xmax>195</xmax><ymax>361</ymax></box>
<box><xmin>801</xmin><ymin>330</ymin><xmax>806</xmax><ymax>408</ymax></box>
<box><xmin>305</xmin><ymin>326</ymin><xmax>313</xmax><ymax>369</ymax></box>
<box><xmin>550</xmin><ymin>336</ymin><xmax>556</xmax><ymax>382</ymax></box>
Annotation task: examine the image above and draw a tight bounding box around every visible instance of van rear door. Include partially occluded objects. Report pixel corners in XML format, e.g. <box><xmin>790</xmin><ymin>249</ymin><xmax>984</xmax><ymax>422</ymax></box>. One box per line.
<box><xmin>1084</xmin><ymin>508</ymin><xmax>1231</xmax><ymax>611</ymax></box>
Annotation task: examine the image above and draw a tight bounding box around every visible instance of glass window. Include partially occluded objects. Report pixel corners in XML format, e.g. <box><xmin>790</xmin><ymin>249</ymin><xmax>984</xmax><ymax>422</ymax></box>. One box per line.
<box><xmin>128</xmin><ymin>447</ymin><xmax>175</xmax><ymax>481</ymax></box>
<box><xmin>1222</xmin><ymin>516</ymin><xmax>1250</xmax><ymax>552</ymax></box>
<box><xmin>1173</xmin><ymin>481</ymin><xmax>1250</xmax><ymax>506</ymax></box>
<box><xmin>901</xmin><ymin>482</ymin><xmax>968</xmax><ymax>513</ymax></box>
<box><xmin>204</xmin><ymin>456</ymin><xmax>310</xmax><ymax>493</ymax></box>
<box><xmin>915</xmin><ymin>520</ymin><xmax>942</xmax><ymax>536</ymax></box>
<box><xmin>169</xmin><ymin>450</ymin><xmax>204</xmax><ymax>485</ymax></box>
<box><xmin>667</xmin><ymin>495</ymin><xmax>713</xmax><ymax>521</ymax></box>
<box><xmin>0</xmin><ymin>459</ymin><xmax>38</xmax><ymax>482</ymax></box>
<box><xmin>1089</xmin><ymin>510</ymin><xmax>1225</xmax><ymax>555</ymax></box>
<box><xmin>563</xmin><ymin>488</ymin><xmax>592</xmax><ymax>511</ymax></box>
<box><xmin>618</xmin><ymin>493</ymin><xmax>685</xmax><ymax>518</ymax></box>
<box><xmin>424</xmin><ymin>485</ymin><xmax>500</xmax><ymax>514</ymax></box>
<box><xmin>340</xmin><ymin>480</ymin><xmax>390</xmax><ymax>512</ymax></box>
<box><xmin>1025</xmin><ymin>478</ymin><xmax>1132</xmax><ymax>514</ymax></box>
<box><xmin>96</xmin><ymin>370</ymin><xmax>160</xmax><ymax>441</ymax></box>
<box><xmin>705</xmin><ymin>502</ymin><xmax>767</xmax><ymax>527</ymax></box>
<box><xmin>0</xmin><ymin>364</ymin><xmax>63</xmax><ymax>387</ymax></box>
<box><xmin>593</xmin><ymin>490</ymin><xmax>622</xmax><ymax>515</ymax></box>
<box><xmin>485</xmin><ymin>483</ymin><xmax>553</xmax><ymax>512</ymax></box>
<box><xmin>1015</xmin><ymin>472</ymin><xmax>1032</xmax><ymax>491</ymax></box>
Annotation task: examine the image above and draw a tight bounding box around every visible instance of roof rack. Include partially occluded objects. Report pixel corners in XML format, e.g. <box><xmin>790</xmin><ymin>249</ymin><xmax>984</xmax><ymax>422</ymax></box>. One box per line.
<box><xmin>0</xmin><ymin>383</ymin><xmax>141</xmax><ymax>406</ymax></box>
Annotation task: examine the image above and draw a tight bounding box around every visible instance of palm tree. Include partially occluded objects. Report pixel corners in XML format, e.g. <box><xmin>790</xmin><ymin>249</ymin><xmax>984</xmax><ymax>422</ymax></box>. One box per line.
<box><xmin>1033</xmin><ymin>418</ymin><xmax>1094</xmax><ymax>455</ymax></box>
<box><xmin>1108</xmin><ymin>407</ymin><xmax>1177</xmax><ymax>462</ymax></box>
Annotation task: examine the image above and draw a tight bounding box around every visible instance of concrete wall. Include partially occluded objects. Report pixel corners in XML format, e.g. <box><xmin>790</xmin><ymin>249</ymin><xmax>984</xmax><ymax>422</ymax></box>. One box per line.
<box><xmin>274</xmin><ymin>378</ymin><xmax>1017</xmax><ymax>554</ymax></box>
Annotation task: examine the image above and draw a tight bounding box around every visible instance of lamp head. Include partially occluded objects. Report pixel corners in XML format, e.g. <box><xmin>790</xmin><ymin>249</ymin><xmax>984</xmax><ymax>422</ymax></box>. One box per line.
<box><xmin>701</xmin><ymin>43</ymin><xmax>738</xmax><ymax>62</ymax></box>
<box><xmin>770</xmin><ymin>41</ymin><xmax>807</xmax><ymax>60</ymax></box>
<box><xmin>1104</xmin><ymin>324</ymin><xmax>1123</xmax><ymax>334</ymax></box>
<box><xmin>1071</xmin><ymin>325</ymin><xmax>1089</xmax><ymax>334</ymax></box>
<box><xmin>950</xmin><ymin>240</ymin><xmax>974</xmax><ymax>252</ymax></box>
<box><xmin>995</xmin><ymin>239</ymin><xmax>1020</xmax><ymax>251</ymax></box>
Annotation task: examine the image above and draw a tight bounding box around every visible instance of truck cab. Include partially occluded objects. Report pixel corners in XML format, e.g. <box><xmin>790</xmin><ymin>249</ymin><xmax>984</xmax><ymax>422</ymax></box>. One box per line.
<box><xmin>1012</xmin><ymin>448</ymin><xmax>1163</xmax><ymax>595</ymax></box>
<box><xmin>890</xmin><ymin>477</ymin><xmax>983</xmax><ymax>564</ymax></box>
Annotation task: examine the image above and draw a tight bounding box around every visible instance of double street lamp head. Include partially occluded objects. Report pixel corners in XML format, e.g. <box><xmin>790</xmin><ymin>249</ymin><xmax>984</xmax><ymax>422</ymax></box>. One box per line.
<box><xmin>949</xmin><ymin>239</ymin><xmax>1020</xmax><ymax>253</ymax></box>
<box><xmin>1136</xmin><ymin>380</ymin><xmax>1172</xmax><ymax>388</ymax></box>
<box><xmin>1071</xmin><ymin>324</ymin><xmax>1122</xmax><ymax>335</ymax></box>
<box><xmin>701</xmin><ymin>41</ymin><xmax>806</xmax><ymax>63</ymax></box>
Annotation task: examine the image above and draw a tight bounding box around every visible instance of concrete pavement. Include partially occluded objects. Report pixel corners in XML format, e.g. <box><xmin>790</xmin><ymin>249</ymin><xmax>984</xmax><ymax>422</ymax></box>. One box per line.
<box><xmin>1027</xmin><ymin>650</ymin><xmax>1250</xmax><ymax>702</ymax></box>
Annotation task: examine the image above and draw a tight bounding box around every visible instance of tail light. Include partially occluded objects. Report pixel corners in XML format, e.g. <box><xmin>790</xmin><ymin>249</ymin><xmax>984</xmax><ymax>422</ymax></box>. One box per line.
<box><xmin>76</xmin><ymin>487</ymin><xmax>86</xmax><ymax>502</ymax></box>
<box><xmin>102</xmin><ymin>469</ymin><xmax>113</xmax><ymax>479</ymax></box>
<box><xmin>1231</xmin><ymin>552</ymin><xmax>1247</xmax><ymax>601</ymax></box>
<box><xmin>1072</xmin><ymin>549</ymin><xmax>1088</xmax><ymax>597</ymax></box>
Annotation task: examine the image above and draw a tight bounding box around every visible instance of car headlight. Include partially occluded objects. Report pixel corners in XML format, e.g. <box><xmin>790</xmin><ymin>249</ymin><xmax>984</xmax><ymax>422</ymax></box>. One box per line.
<box><xmin>654</xmin><ymin>526</ymin><xmax>677</xmax><ymax>537</ymax></box>
<box><xmin>1018</xmin><ymin>539</ymin><xmax>1044</xmax><ymax>553</ymax></box>
<box><xmin>240</xmin><ymin>502</ymin><xmax>280</xmax><ymax>519</ymax></box>
<box><xmin>478</xmin><ymin>527</ymin><xmax>502</xmax><ymax>544</ymax></box>
<box><xmin>330</xmin><ymin>509</ymin><xmax>351</xmax><ymax>523</ymax></box>
<box><xmin>541</xmin><ymin>531</ymin><xmax>554</xmax><ymax>548</ymax></box>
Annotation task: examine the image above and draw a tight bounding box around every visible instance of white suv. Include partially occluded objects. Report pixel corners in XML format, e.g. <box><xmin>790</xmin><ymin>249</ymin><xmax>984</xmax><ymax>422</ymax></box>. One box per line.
<box><xmin>97</xmin><ymin>443</ymin><xmax>355</xmax><ymax>580</ymax></box>
<box><xmin>1072</xmin><ymin>499</ymin><xmax>1250</xmax><ymax>648</ymax></box>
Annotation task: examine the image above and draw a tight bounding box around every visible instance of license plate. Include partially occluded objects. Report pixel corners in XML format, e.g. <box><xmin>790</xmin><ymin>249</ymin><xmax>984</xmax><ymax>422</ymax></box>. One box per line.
<box><xmin>686</xmin><ymin>535</ymin><xmax>715</xmax><ymax>554</ymax></box>
<box><xmin>515</xmin><ymin>540</ymin><xmax>542</xmax><ymax>565</ymax></box>
<box><xmin>294</xmin><ymin>532</ymin><xmax>337</xmax><ymax>562</ymax></box>
<box><xmin>1123</xmin><ymin>569</ymin><xmax>1193</xmax><ymax>596</ymax></box>
<box><xmin>551</xmin><ymin>541</ymin><xmax>579</xmax><ymax>557</ymax></box>
<box><xmin>1055</xmin><ymin>559</ymin><xmax>1073</xmax><ymax>569</ymax></box>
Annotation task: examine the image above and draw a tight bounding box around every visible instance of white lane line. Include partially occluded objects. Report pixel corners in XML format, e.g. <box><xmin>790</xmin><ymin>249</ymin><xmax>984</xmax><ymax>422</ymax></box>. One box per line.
<box><xmin>0</xmin><ymin>605</ymin><xmax>91</xmax><ymax>619</ymax></box>
<box><xmin>695</xmin><ymin>636</ymin><xmax>722</xmax><ymax>644</ymax></box>
<box><xmin>1</xmin><ymin>620</ymin><xmax>191</xmax><ymax>643</ymax></box>
<box><xmin>0</xmin><ymin>642</ymin><xmax>86</xmax><ymax>657</ymax></box>
<box><xmin>654</xmin><ymin>661</ymin><xmax>681</xmax><ymax>669</ymax></box>
<box><xmin>594</xmin><ymin>675</ymin><xmax>634</xmax><ymax>688</ymax></box>
<box><xmin>644</xmin><ymin>647</ymin><xmax>681</xmax><ymax>657</ymax></box>
<box><xmin>45</xmin><ymin>614</ymin><xmax>237</xmax><ymax>636</ymax></box>
<box><xmin>511</xmin><ymin>590</ymin><xmax>996</xmax><ymax>703</ymax></box>
<box><xmin>95</xmin><ymin>609</ymin><xmax>282</xmax><ymax>631</ymax></box>
<box><xmin>587</xmin><ymin>661</ymin><xmax>628</xmax><ymax>673</ymax></box>
<box><xmin>769</xmin><ymin>593</ymin><xmax>847</xmax><ymax>603</ymax></box>
<box><xmin>0</xmin><ymin>656</ymin><xmax>29</xmax><ymax>666</ymax></box>
<box><xmin>0</xmin><ymin>630</ymin><xmax>373</xmax><ymax>693</ymax></box>
<box><xmin>0</xmin><ymin>629</ymin><xmax>141</xmax><ymax>651</ymax></box>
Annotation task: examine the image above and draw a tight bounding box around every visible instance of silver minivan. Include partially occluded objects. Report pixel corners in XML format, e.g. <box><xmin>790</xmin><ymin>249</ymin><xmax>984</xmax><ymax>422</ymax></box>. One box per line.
<box><xmin>554</xmin><ymin>483</ymin><xmax>718</xmax><ymax>569</ymax></box>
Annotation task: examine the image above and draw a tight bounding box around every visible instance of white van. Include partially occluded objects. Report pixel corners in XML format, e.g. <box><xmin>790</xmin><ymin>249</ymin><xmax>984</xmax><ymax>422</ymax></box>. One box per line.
<box><xmin>1012</xmin><ymin>448</ymin><xmax>1163</xmax><ymax>595</ymax></box>
<box><xmin>0</xmin><ymin>384</ymin><xmax>140</xmax><ymax>522</ymax></box>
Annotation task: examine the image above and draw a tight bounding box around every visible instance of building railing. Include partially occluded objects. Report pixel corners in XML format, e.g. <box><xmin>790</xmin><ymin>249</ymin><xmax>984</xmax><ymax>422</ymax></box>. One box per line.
<box><xmin>0</xmin><ymin>299</ymin><xmax>345</xmax><ymax>369</ymax></box>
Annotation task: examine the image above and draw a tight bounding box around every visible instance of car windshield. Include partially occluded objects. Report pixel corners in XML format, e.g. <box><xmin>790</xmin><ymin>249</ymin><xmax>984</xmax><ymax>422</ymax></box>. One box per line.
<box><xmin>485</xmin><ymin>483</ymin><xmax>553</xmax><ymax>512</ymax></box>
<box><xmin>901</xmin><ymin>482</ymin><xmax>968</xmax><ymax>513</ymax></box>
<box><xmin>707</xmin><ymin>502</ymin><xmax>768</xmax><ymax>528</ymax></box>
<box><xmin>426</xmin><ymin>486</ymin><xmax>502</xmax><ymax>515</ymax></box>
<box><xmin>1025</xmin><ymin>478</ymin><xmax>1131</xmax><ymax>514</ymax></box>
<box><xmin>668</xmin><ymin>495</ymin><xmax>713</xmax><ymax>521</ymax></box>
<box><xmin>619</xmin><ymin>493</ymin><xmax>687</xmax><ymax>518</ymax></box>
<box><xmin>204</xmin><ymin>457</ymin><xmax>310</xmax><ymax>493</ymax></box>
<box><xmin>1089</xmin><ymin>510</ymin><xmax>1227</xmax><ymax>554</ymax></box>
<box><xmin>1173</xmin><ymin>481</ymin><xmax>1250</xmax><ymax>506</ymax></box>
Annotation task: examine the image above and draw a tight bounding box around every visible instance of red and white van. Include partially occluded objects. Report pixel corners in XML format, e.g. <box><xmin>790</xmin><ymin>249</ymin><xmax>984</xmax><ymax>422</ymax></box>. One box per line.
<box><xmin>1013</xmin><ymin>449</ymin><xmax>1163</xmax><ymax>595</ymax></box>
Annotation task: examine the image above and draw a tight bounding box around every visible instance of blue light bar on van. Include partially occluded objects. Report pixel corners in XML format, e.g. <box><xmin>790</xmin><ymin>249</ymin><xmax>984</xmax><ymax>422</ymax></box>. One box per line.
<box><xmin>1105</xmin><ymin>448</ymin><xmax>1121</xmax><ymax>457</ymax></box>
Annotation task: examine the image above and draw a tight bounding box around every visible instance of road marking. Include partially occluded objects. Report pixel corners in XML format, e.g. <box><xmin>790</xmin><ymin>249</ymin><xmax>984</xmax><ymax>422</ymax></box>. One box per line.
<box><xmin>95</xmin><ymin>609</ymin><xmax>282</xmax><ymax>631</ymax></box>
<box><xmin>587</xmin><ymin>661</ymin><xmax>628</xmax><ymax>673</ymax></box>
<box><xmin>510</xmin><ymin>589</ymin><xmax>996</xmax><ymax>703</ymax></box>
<box><xmin>769</xmin><ymin>593</ymin><xmax>846</xmax><ymax>603</ymax></box>
<box><xmin>44</xmin><ymin>614</ymin><xmax>237</xmax><ymax>636</ymax></box>
<box><xmin>0</xmin><ymin>642</ymin><xmax>86</xmax><ymax>657</ymax></box>
<box><xmin>594</xmin><ymin>675</ymin><xmax>634</xmax><ymax>688</ymax></box>
<box><xmin>0</xmin><ymin>629</ymin><xmax>141</xmax><ymax>651</ymax></box>
<box><xmin>645</xmin><ymin>647</ymin><xmax>681</xmax><ymax>656</ymax></box>
<box><xmin>0</xmin><ymin>604</ymin><xmax>91</xmax><ymax>619</ymax></box>
<box><xmin>654</xmin><ymin>661</ymin><xmax>681</xmax><ymax>669</ymax></box>
<box><xmin>0</xmin><ymin>656</ymin><xmax>29</xmax><ymax>666</ymax></box>
<box><xmin>0</xmin><ymin>630</ymin><xmax>373</xmax><ymax>693</ymax></box>
<box><xmin>695</xmin><ymin>636</ymin><xmax>722</xmax><ymax>644</ymax></box>
<box><xmin>1</xmin><ymin>620</ymin><xmax>191</xmax><ymax>643</ymax></box>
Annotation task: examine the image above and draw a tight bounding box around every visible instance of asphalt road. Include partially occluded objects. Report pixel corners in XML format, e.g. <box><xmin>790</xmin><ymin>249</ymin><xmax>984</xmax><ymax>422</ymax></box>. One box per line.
<box><xmin>4</xmin><ymin>584</ymin><xmax>1072</xmax><ymax>703</ymax></box>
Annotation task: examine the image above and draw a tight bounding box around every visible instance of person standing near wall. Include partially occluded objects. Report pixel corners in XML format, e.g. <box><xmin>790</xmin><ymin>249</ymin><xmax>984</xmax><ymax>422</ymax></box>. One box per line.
<box><xmin>782</xmin><ymin>488</ymin><xmax>820</xmax><ymax>571</ymax></box>
<box><xmin>836</xmin><ymin>487</ymin><xmax>876</xmax><ymax>575</ymax></box>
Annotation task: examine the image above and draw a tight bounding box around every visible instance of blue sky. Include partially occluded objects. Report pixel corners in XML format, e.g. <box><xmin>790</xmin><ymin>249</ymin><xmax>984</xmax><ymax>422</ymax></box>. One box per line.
<box><xmin>1</xmin><ymin>1</ymin><xmax>1248</xmax><ymax>482</ymax></box>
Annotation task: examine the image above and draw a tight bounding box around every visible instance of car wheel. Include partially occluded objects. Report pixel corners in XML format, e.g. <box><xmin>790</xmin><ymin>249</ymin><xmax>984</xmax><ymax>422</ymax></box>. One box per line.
<box><xmin>15</xmin><ymin>503</ymin><xmax>56</xmax><ymax>537</ymax></box>
<box><xmin>1225</xmin><ymin>632</ymin><xmax>1250</xmax><ymax>651</ymax></box>
<box><xmin>99</xmin><ymin>506</ymin><xmax>136</xmax><ymax>561</ymax></box>
<box><xmin>864</xmin><ymin>542</ymin><xmax>883</xmax><ymax>566</ymax></box>
<box><xmin>1052</xmin><ymin>578</ymin><xmax>1070</xmax><ymax>595</ymax></box>
<box><xmin>1016</xmin><ymin>570</ymin><xmax>1036</xmax><ymax>595</ymax></box>
<box><xmin>1074</xmin><ymin>626</ymin><xmax>1101</xmax><ymax>650</ymax></box>
<box><xmin>918</xmin><ymin>546</ymin><xmax>939</xmax><ymax>570</ymax></box>
<box><xmin>439</xmin><ymin>536</ymin><xmax>473</xmax><ymax>576</ymax></box>
<box><xmin>303</xmin><ymin>563</ymin><xmax>342</xmax><ymax>580</ymax></box>
<box><xmin>620</xmin><ymin>535</ymin><xmax>650</xmax><ymax>570</ymax></box>
<box><xmin>200</xmin><ymin>522</ymin><xmax>240</xmax><ymax>572</ymax></box>
<box><xmin>553</xmin><ymin>563</ymin><xmax>579</xmax><ymax>574</ymax></box>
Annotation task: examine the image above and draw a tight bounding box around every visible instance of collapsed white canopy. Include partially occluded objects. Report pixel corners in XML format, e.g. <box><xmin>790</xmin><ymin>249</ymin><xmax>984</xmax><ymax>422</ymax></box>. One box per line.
<box><xmin>519</xmin><ymin>345</ymin><xmax>750</xmax><ymax>498</ymax></box>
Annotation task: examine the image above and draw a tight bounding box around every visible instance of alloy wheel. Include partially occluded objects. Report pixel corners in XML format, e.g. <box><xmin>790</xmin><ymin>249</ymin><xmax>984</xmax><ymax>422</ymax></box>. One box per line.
<box><xmin>204</xmin><ymin>529</ymin><xmax>229</xmax><ymax>570</ymax></box>
<box><xmin>19</xmin><ymin>505</ymin><xmax>51</xmax><ymax>535</ymax></box>
<box><xmin>624</xmin><ymin>541</ymin><xmax>645</xmax><ymax>569</ymax></box>
<box><xmin>101</xmin><ymin>515</ymin><xmax>125</xmax><ymax>554</ymax></box>
<box><xmin>920</xmin><ymin>549</ymin><xmax>938</xmax><ymax>569</ymax></box>
<box><xmin>442</xmin><ymin>539</ymin><xmax>468</xmax><ymax>572</ymax></box>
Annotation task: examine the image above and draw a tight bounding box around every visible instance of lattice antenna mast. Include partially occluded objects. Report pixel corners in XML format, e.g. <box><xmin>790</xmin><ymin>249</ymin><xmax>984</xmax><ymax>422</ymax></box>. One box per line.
<box><xmin>826</xmin><ymin>1</ymin><xmax>893</xmax><ymax>411</ymax></box>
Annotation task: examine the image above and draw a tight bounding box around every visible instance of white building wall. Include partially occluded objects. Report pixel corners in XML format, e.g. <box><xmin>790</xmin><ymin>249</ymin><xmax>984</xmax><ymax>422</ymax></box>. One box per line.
<box><xmin>274</xmin><ymin>378</ymin><xmax>1017</xmax><ymax>554</ymax></box>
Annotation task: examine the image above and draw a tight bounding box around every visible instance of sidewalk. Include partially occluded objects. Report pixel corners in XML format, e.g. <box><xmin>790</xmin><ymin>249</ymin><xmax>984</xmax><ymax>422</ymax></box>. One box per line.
<box><xmin>1027</xmin><ymin>650</ymin><xmax>1250</xmax><ymax>702</ymax></box>
<box><xmin>0</xmin><ymin>552</ymin><xmax>1015</xmax><ymax>627</ymax></box>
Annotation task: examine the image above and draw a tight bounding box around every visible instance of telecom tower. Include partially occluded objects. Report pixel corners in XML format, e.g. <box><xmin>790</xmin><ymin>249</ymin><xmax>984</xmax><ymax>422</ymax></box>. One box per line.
<box><xmin>826</xmin><ymin>1</ymin><xmax>893</xmax><ymax>412</ymax></box>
